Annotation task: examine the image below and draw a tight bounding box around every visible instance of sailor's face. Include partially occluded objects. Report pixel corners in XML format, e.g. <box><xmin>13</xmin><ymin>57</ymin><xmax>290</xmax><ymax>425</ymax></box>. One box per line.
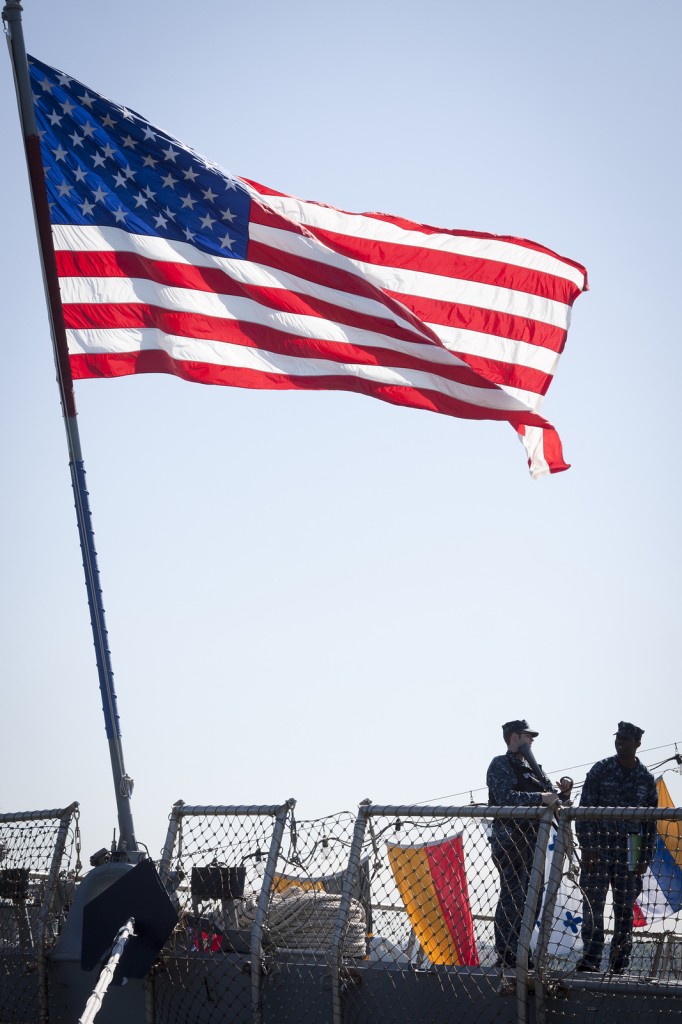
<box><xmin>615</xmin><ymin>733</ymin><xmax>639</xmax><ymax>760</ymax></box>
<box><xmin>509</xmin><ymin>731</ymin><xmax>534</xmax><ymax>752</ymax></box>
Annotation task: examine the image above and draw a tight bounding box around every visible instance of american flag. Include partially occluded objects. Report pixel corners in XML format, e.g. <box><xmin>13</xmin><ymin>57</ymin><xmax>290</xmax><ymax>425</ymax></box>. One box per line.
<box><xmin>28</xmin><ymin>56</ymin><xmax>587</xmax><ymax>478</ymax></box>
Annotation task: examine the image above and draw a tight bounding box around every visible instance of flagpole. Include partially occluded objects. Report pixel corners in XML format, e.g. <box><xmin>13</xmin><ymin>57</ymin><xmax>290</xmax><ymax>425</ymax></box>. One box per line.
<box><xmin>3</xmin><ymin>0</ymin><xmax>138</xmax><ymax>856</ymax></box>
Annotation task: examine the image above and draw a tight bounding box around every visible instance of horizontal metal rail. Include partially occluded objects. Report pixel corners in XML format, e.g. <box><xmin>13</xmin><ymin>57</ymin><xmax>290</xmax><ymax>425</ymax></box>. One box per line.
<box><xmin>0</xmin><ymin>803</ymin><xmax>79</xmax><ymax>823</ymax></box>
<box><xmin>170</xmin><ymin>804</ymin><xmax>292</xmax><ymax>817</ymax></box>
<box><xmin>565</xmin><ymin>806</ymin><xmax>682</xmax><ymax>820</ymax></box>
<box><xmin>366</xmin><ymin>803</ymin><xmax>682</xmax><ymax>820</ymax></box>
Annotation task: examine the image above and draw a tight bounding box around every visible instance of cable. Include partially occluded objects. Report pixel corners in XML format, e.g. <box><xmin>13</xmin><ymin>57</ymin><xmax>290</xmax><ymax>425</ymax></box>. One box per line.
<box><xmin>415</xmin><ymin>740</ymin><xmax>682</xmax><ymax>806</ymax></box>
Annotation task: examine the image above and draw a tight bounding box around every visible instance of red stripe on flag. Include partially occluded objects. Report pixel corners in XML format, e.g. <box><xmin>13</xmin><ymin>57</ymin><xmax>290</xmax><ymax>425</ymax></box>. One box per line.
<box><xmin>69</xmin><ymin>351</ymin><xmax>548</xmax><ymax>427</ymax></box>
<box><xmin>56</xmin><ymin>250</ymin><xmax>562</xmax><ymax>396</ymax></box>
<box><xmin>284</xmin><ymin>225</ymin><xmax>581</xmax><ymax>306</ymax></box>
<box><xmin>63</xmin><ymin>301</ymin><xmax>500</xmax><ymax>389</ymax></box>
<box><xmin>54</xmin><ymin>249</ymin><xmax>431</xmax><ymax>349</ymax></box>
<box><xmin>424</xmin><ymin>837</ymin><xmax>479</xmax><ymax>967</ymax></box>
<box><xmin>247</xmin><ymin>180</ymin><xmax>589</xmax><ymax>290</ymax></box>
<box><xmin>249</xmin><ymin>180</ymin><xmax>588</xmax><ymax>268</ymax></box>
<box><xmin>633</xmin><ymin>902</ymin><xmax>647</xmax><ymax>928</ymax></box>
<box><xmin>460</xmin><ymin>354</ymin><xmax>553</xmax><ymax>397</ymax></box>
<box><xmin>387</xmin><ymin>292</ymin><xmax>569</xmax><ymax>354</ymax></box>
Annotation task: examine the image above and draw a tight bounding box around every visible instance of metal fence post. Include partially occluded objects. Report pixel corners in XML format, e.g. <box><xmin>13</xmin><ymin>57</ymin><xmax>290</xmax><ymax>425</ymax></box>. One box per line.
<box><xmin>534</xmin><ymin>810</ymin><xmax>571</xmax><ymax>1024</ymax></box>
<box><xmin>331</xmin><ymin>800</ymin><xmax>371</xmax><ymax>1024</ymax></box>
<box><xmin>516</xmin><ymin>807</ymin><xmax>553</xmax><ymax>1024</ymax></box>
<box><xmin>158</xmin><ymin>801</ymin><xmax>185</xmax><ymax>889</ymax></box>
<box><xmin>251</xmin><ymin>799</ymin><xmax>295</xmax><ymax>1024</ymax></box>
<box><xmin>35</xmin><ymin>803</ymin><xmax>79</xmax><ymax>1024</ymax></box>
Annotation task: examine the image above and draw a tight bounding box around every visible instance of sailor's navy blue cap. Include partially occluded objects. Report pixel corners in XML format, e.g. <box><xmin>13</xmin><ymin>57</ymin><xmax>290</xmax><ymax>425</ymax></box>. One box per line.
<box><xmin>615</xmin><ymin>721</ymin><xmax>644</xmax><ymax>741</ymax></box>
<box><xmin>502</xmin><ymin>719</ymin><xmax>538</xmax><ymax>737</ymax></box>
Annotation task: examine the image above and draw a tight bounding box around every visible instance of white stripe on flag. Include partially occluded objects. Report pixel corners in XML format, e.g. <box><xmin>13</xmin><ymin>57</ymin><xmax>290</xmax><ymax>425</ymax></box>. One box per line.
<box><xmin>249</xmin><ymin>190</ymin><xmax>588</xmax><ymax>291</ymax></box>
<box><xmin>66</xmin><ymin>327</ymin><xmax>538</xmax><ymax>410</ymax></box>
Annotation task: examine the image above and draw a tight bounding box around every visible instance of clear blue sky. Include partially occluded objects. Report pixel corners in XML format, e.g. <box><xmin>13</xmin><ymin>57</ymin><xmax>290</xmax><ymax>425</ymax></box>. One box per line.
<box><xmin>1</xmin><ymin>0</ymin><xmax>680</xmax><ymax>860</ymax></box>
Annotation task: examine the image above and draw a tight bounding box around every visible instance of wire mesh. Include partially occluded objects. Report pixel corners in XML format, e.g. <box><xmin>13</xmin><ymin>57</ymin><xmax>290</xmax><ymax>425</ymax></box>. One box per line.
<box><xmin>151</xmin><ymin>800</ymin><xmax>682</xmax><ymax>1024</ymax></box>
<box><xmin>539</xmin><ymin>805</ymin><xmax>682</xmax><ymax>1024</ymax></box>
<box><xmin>154</xmin><ymin>804</ymin><xmax>290</xmax><ymax>1024</ymax></box>
<box><xmin>357</xmin><ymin>806</ymin><xmax>517</xmax><ymax>1024</ymax></box>
<box><xmin>0</xmin><ymin>806</ymin><xmax>79</xmax><ymax>1024</ymax></box>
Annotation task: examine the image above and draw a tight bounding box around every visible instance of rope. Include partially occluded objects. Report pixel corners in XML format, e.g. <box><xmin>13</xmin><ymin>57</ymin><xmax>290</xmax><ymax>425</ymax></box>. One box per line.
<box><xmin>237</xmin><ymin>888</ymin><xmax>366</xmax><ymax>957</ymax></box>
<box><xmin>78</xmin><ymin>918</ymin><xmax>135</xmax><ymax>1024</ymax></box>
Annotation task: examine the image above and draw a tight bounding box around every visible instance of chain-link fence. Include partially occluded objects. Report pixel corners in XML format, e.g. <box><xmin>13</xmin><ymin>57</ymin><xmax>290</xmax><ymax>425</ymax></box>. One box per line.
<box><xmin>0</xmin><ymin>803</ymin><xmax>80</xmax><ymax>1024</ymax></box>
<box><xmin>149</xmin><ymin>799</ymin><xmax>682</xmax><ymax>1024</ymax></box>
<box><xmin>153</xmin><ymin>801</ymin><xmax>295</xmax><ymax>1024</ymax></box>
<box><xmin>540</xmin><ymin>804</ymin><xmax>682</xmax><ymax>1024</ymax></box>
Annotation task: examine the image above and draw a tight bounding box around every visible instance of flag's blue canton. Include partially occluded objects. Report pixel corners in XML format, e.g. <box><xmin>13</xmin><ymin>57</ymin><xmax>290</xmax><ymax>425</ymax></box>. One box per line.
<box><xmin>28</xmin><ymin>56</ymin><xmax>250</xmax><ymax>261</ymax></box>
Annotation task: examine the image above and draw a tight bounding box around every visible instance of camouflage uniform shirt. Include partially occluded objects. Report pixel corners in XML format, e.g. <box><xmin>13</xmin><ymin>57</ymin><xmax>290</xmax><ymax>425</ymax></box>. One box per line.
<box><xmin>487</xmin><ymin>751</ymin><xmax>553</xmax><ymax>843</ymax></box>
<box><xmin>576</xmin><ymin>756</ymin><xmax>657</xmax><ymax>862</ymax></box>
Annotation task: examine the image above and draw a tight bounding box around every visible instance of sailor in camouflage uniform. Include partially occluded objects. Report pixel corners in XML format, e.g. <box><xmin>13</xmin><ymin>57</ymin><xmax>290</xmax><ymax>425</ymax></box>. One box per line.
<box><xmin>487</xmin><ymin>720</ymin><xmax>572</xmax><ymax>969</ymax></box>
<box><xmin>576</xmin><ymin>721</ymin><xmax>657</xmax><ymax>974</ymax></box>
